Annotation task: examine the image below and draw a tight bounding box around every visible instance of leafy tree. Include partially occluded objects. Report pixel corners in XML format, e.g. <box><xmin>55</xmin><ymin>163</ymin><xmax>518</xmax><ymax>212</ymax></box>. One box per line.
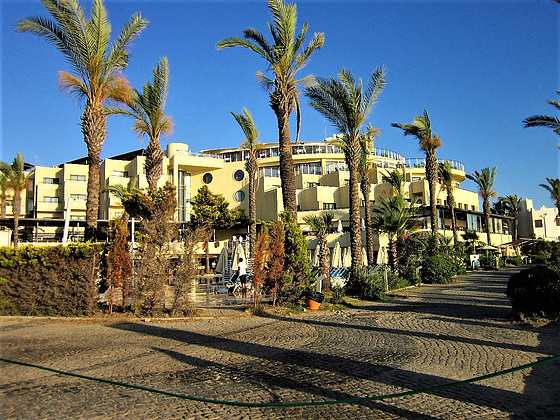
<box><xmin>0</xmin><ymin>153</ymin><xmax>32</xmax><ymax>247</ymax></box>
<box><xmin>392</xmin><ymin>109</ymin><xmax>441</xmax><ymax>235</ymax></box>
<box><xmin>17</xmin><ymin>0</ymin><xmax>147</xmax><ymax>240</ymax></box>
<box><xmin>306</xmin><ymin>67</ymin><xmax>386</xmax><ymax>269</ymax></box>
<box><xmin>304</xmin><ymin>212</ymin><xmax>334</xmax><ymax>291</ymax></box>
<box><xmin>107</xmin><ymin>58</ymin><xmax>173</xmax><ymax>191</ymax></box>
<box><xmin>466</xmin><ymin>167</ymin><xmax>497</xmax><ymax>245</ymax></box>
<box><xmin>217</xmin><ymin>0</ymin><xmax>324</xmax><ymax>217</ymax></box>
<box><xmin>540</xmin><ymin>177</ymin><xmax>560</xmax><ymax>217</ymax></box>
<box><xmin>497</xmin><ymin>194</ymin><xmax>522</xmax><ymax>240</ymax></box>
<box><xmin>191</xmin><ymin>185</ymin><xmax>248</xmax><ymax>273</ymax></box>
<box><xmin>251</xmin><ymin>230</ymin><xmax>270</xmax><ymax>308</ymax></box>
<box><xmin>438</xmin><ymin>160</ymin><xmax>458</xmax><ymax>244</ymax></box>
<box><xmin>280</xmin><ymin>211</ymin><xmax>313</xmax><ymax>298</ymax></box>
<box><xmin>371</xmin><ymin>195</ymin><xmax>420</xmax><ymax>274</ymax></box>
<box><xmin>231</xmin><ymin>108</ymin><xmax>261</xmax><ymax>259</ymax></box>
<box><xmin>265</xmin><ymin>218</ymin><xmax>285</xmax><ymax>306</ymax></box>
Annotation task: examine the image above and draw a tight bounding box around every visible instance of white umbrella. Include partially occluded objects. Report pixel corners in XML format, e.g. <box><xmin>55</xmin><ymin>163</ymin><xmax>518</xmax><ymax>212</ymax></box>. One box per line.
<box><xmin>311</xmin><ymin>246</ymin><xmax>320</xmax><ymax>267</ymax></box>
<box><xmin>231</xmin><ymin>243</ymin><xmax>246</xmax><ymax>273</ymax></box>
<box><xmin>342</xmin><ymin>247</ymin><xmax>352</xmax><ymax>267</ymax></box>
<box><xmin>362</xmin><ymin>247</ymin><xmax>368</xmax><ymax>266</ymax></box>
<box><xmin>376</xmin><ymin>246</ymin><xmax>386</xmax><ymax>265</ymax></box>
<box><xmin>215</xmin><ymin>246</ymin><xmax>228</xmax><ymax>274</ymax></box>
<box><xmin>337</xmin><ymin>219</ymin><xmax>343</xmax><ymax>233</ymax></box>
<box><xmin>331</xmin><ymin>242</ymin><xmax>342</xmax><ymax>268</ymax></box>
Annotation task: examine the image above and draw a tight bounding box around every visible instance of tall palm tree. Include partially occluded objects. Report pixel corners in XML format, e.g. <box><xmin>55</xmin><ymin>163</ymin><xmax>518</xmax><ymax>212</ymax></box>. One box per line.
<box><xmin>17</xmin><ymin>0</ymin><xmax>147</xmax><ymax>240</ymax></box>
<box><xmin>217</xmin><ymin>0</ymin><xmax>324</xmax><ymax>217</ymax></box>
<box><xmin>466</xmin><ymin>167</ymin><xmax>497</xmax><ymax>245</ymax></box>
<box><xmin>523</xmin><ymin>90</ymin><xmax>560</xmax><ymax>137</ymax></box>
<box><xmin>392</xmin><ymin>110</ymin><xmax>441</xmax><ymax>235</ymax></box>
<box><xmin>358</xmin><ymin>127</ymin><xmax>380</xmax><ymax>265</ymax></box>
<box><xmin>231</xmin><ymin>108</ymin><xmax>261</xmax><ymax>260</ymax></box>
<box><xmin>497</xmin><ymin>194</ymin><xmax>522</xmax><ymax>241</ymax></box>
<box><xmin>304</xmin><ymin>212</ymin><xmax>334</xmax><ymax>291</ymax></box>
<box><xmin>371</xmin><ymin>195</ymin><xmax>420</xmax><ymax>274</ymax></box>
<box><xmin>107</xmin><ymin>58</ymin><xmax>173</xmax><ymax>191</ymax></box>
<box><xmin>438</xmin><ymin>160</ymin><xmax>458</xmax><ymax>244</ymax></box>
<box><xmin>0</xmin><ymin>153</ymin><xmax>32</xmax><ymax>247</ymax></box>
<box><xmin>540</xmin><ymin>178</ymin><xmax>560</xmax><ymax>217</ymax></box>
<box><xmin>305</xmin><ymin>67</ymin><xmax>386</xmax><ymax>269</ymax></box>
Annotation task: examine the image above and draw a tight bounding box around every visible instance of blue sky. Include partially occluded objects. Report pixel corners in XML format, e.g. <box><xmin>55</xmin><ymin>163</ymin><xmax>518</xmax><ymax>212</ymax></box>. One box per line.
<box><xmin>1</xmin><ymin>0</ymin><xmax>559</xmax><ymax>209</ymax></box>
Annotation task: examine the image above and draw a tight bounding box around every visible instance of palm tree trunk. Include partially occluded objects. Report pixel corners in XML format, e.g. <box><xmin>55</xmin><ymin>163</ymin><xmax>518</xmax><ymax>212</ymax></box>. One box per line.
<box><xmin>247</xmin><ymin>161</ymin><xmax>257</xmax><ymax>260</ymax></box>
<box><xmin>484</xmin><ymin>199</ymin><xmax>492</xmax><ymax>245</ymax></box>
<box><xmin>347</xmin><ymin>146</ymin><xmax>363</xmax><ymax>268</ymax></box>
<box><xmin>513</xmin><ymin>217</ymin><xmax>518</xmax><ymax>241</ymax></box>
<box><xmin>271</xmin><ymin>93</ymin><xmax>297</xmax><ymax>218</ymax></box>
<box><xmin>426</xmin><ymin>153</ymin><xmax>439</xmax><ymax>235</ymax></box>
<box><xmin>81</xmin><ymin>103</ymin><xmax>107</xmax><ymax>241</ymax></box>
<box><xmin>447</xmin><ymin>189</ymin><xmax>458</xmax><ymax>244</ymax></box>
<box><xmin>145</xmin><ymin>138</ymin><xmax>164</xmax><ymax>191</ymax></box>
<box><xmin>361</xmin><ymin>177</ymin><xmax>374</xmax><ymax>265</ymax></box>
<box><xmin>389</xmin><ymin>237</ymin><xmax>398</xmax><ymax>274</ymax></box>
<box><xmin>318</xmin><ymin>234</ymin><xmax>331</xmax><ymax>291</ymax></box>
<box><xmin>12</xmin><ymin>189</ymin><xmax>21</xmax><ymax>247</ymax></box>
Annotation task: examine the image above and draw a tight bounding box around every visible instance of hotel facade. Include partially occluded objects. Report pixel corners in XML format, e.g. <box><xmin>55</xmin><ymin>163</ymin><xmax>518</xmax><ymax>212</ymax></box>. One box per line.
<box><xmin>8</xmin><ymin>140</ymin><xmax>513</xmax><ymax>262</ymax></box>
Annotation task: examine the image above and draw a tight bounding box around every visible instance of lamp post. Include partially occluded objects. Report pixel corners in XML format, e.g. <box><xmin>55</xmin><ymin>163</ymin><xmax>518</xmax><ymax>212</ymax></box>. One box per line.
<box><xmin>542</xmin><ymin>213</ymin><xmax>547</xmax><ymax>240</ymax></box>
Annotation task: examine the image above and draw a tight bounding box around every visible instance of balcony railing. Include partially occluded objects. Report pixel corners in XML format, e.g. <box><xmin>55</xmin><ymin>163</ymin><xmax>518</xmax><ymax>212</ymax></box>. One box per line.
<box><xmin>405</xmin><ymin>158</ymin><xmax>465</xmax><ymax>172</ymax></box>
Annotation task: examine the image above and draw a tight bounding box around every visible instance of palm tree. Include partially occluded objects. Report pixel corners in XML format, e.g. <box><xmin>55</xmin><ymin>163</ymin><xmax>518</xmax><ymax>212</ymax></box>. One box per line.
<box><xmin>523</xmin><ymin>90</ymin><xmax>560</xmax><ymax>137</ymax></box>
<box><xmin>217</xmin><ymin>0</ymin><xmax>324</xmax><ymax>217</ymax></box>
<box><xmin>358</xmin><ymin>127</ymin><xmax>380</xmax><ymax>265</ymax></box>
<box><xmin>382</xmin><ymin>168</ymin><xmax>406</xmax><ymax>198</ymax></box>
<box><xmin>497</xmin><ymin>194</ymin><xmax>522</xmax><ymax>241</ymax></box>
<box><xmin>392</xmin><ymin>110</ymin><xmax>441</xmax><ymax>235</ymax></box>
<box><xmin>438</xmin><ymin>160</ymin><xmax>458</xmax><ymax>244</ymax></box>
<box><xmin>101</xmin><ymin>177</ymin><xmax>138</xmax><ymax>222</ymax></box>
<box><xmin>304</xmin><ymin>212</ymin><xmax>334</xmax><ymax>291</ymax></box>
<box><xmin>17</xmin><ymin>0</ymin><xmax>147</xmax><ymax>240</ymax></box>
<box><xmin>371</xmin><ymin>195</ymin><xmax>420</xmax><ymax>274</ymax></box>
<box><xmin>540</xmin><ymin>178</ymin><xmax>560</xmax><ymax>217</ymax></box>
<box><xmin>0</xmin><ymin>153</ymin><xmax>32</xmax><ymax>247</ymax></box>
<box><xmin>231</xmin><ymin>108</ymin><xmax>261</xmax><ymax>259</ymax></box>
<box><xmin>466</xmin><ymin>167</ymin><xmax>497</xmax><ymax>245</ymax></box>
<box><xmin>305</xmin><ymin>67</ymin><xmax>386</xmax><ymax>269</ymax></box>
<box><xmin>107</xmin><ymin>58</ymin><xmax>173</xmax><ymax>191</ymax></box>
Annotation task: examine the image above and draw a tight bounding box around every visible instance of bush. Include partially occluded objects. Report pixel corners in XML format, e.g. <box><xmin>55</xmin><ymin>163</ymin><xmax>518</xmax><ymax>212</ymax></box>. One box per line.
<box><xmin>420</xmin><ymin>255</ymin><xmax>458</xmax><ymax>284</ymax></box>
<box><xmin>530</xmin><ymin>254</ymin><xmax>548</xmax><ymax>264</ymax></box>
<box><xmin>507</xmin><ymin>265</ymin><xmax>560</xmax><ymax>317</ymax></box>
<box><xmin>345</xmin><ymin>266</ymin><xmax>386</xmax><ymax>300</ymax></box>
<box><xmin>506</xmin><ymin>257</ymin><xmax>525</xmax><ymax>267</ymax></box>
<box><xmin>328</xmin><ymin>285</ymin><xmax>345</xmax><ymax>304</ymax></box>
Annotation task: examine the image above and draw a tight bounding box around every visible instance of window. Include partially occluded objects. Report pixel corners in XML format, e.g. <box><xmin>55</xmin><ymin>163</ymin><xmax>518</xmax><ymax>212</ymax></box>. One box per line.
<box><xmin>535</xmin><ymin>219</ymin><xmax>543</xmax><ymax>228</ymax></box>
<box><xmin>307</xmin><ymin>182</ymin><xmax>319</xmax><ymax>189</ymax></box>
<box><xmin>233</xmin><ymin>190</ymin><xmax>245</xmax><ymax>202</ymax></box>
<box><xmin>261</xmin><ymin>166</ymin><xmax>280</xmax><ymax>177</ymax></box>
<box><xmin>70</xmin><ymin>174</ymin><xmax>86</xmax><ymax>182</ymax></box>
<box><xmin>234</xmin><ymin>170</ymin><xmax>245</xmax><ymax>181</ymax></box>
<box><xmin>202</xmin><ymin>172</ymin><xmax>213</xmax><ymax>184</ymax></box>
<box><xmin>294</xmin><ymin>162</ymin><xmax>322</xmax><ymax>175</ymax></box>
<box><xmin>178</xmin><ymin>171</ymin><xmax>191</xmax><ymax>222</ymax></box>
<box><xmin>323</xmin><ymin>203</ymin><xmax>336</xmax><ymax>210</ymax></box>
<box><xmin>70</xmin><ymin>194</ymin><xmax>87</xmax><ymax>201</ymax></box>
<box><xmin>70</xmin><ymin>215</ymin><xmax>86</xmax><ymax>221</ymax></box>
<box><xmin>43</xmin><ymin>177</ymin><xmax>59</xmax><ymax>184</ymax></box>
<box><xmin>412</xmin><ymin>176</ymin><xmax>421</xmax><ymax>182</ymax></box>
<box><xmin>7</xmin><ymin>200</ymin><xmax>13</xmax><ymax>207</ymax></box>
<box><xmin>112</xmin><ymin>170</ymin><xmax>128</xmax><ymax>177</ymax></box>
<box><xmin>43</xmin><ymin>196</ymin><xmax>59</xmax><ymax>203</ymax></box>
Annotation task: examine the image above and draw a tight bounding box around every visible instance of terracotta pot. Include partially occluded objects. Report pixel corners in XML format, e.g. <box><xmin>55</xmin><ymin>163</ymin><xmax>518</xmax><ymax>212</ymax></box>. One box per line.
<box><xmin>306</xmin><ymin>296</ymin><xmax>321</xmax><ymax>310</ymax></box>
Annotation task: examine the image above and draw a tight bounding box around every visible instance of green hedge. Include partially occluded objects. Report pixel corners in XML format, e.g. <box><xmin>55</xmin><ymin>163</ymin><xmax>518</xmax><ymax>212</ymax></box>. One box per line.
<box><xmin>0</xmin><ymin>244</ymin><xmax>103</xmax><ymax>316</ymax></box>
<box><xmin>420</xmin><ymin>255</ymin><xmax>458</xmax><ymax>284</ymax></box>
<box><xmin>507</xmin><ymin>265</ymin><xmax>560</xmax><ymax>317</ymax></box>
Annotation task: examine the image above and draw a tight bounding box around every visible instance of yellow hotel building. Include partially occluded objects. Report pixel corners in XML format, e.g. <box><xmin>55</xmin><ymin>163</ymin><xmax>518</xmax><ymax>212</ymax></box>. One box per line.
<box><xmin>12</xmin><ymin>140</ymin><xmax>512</xmax><ymax>261</ymax></box>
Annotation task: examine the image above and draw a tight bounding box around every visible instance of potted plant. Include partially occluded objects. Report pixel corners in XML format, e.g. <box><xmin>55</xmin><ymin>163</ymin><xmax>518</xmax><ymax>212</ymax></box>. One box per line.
<box><xmin>305</xmin><ymin>291</ymin><xmax>325</xmax><ymax>310</ymax></box>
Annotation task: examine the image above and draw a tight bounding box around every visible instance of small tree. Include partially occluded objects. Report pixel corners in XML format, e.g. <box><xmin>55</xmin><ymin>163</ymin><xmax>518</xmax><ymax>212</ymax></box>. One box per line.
<box><xmin>304</xmin><ymin>212</ymin><xmax>334</xmax><ymax>291</ymax></box>
<box><xmin>251</xmin><ymin>230</ymin><xmax>270</xmax><ymax>308</ymax></box>
<box><xmin>265</xmin><ymin>218</ymin><xmax>285</xmax><ymax>306</ymax></box>
<box><xmin>106</xmin><ymin>216</ymin><xmax>132</xmax><ymax>313</ymax></box>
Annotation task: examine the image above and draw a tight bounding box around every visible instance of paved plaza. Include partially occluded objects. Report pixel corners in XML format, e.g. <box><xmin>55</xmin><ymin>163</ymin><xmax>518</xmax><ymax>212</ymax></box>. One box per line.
<box><xmin>1</xmin><ymin>267</ymin><xmax>559</xmax><ymax>419</ymax></box>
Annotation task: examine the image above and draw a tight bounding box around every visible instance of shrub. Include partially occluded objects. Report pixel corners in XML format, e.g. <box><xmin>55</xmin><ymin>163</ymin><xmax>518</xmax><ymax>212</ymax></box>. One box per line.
<box><xmin>506</xmin><ymin>257</ymin><xmax>525</xmax><ymax>267</ymax></box>
<box><xmin>530</xmin><ymin>254</ymin><xmax>548</xmax><ymax>264</ymax></box>
<box><xmin>345</xmin><ymin>266</ymin><xmax>386</xmax><ymax>300</ymax></box>
<box><xmin>420</xmin><ymin>255</ymin><xmax>457</xmax><ymax>284</ymax></box>
<box><xmin>507</xmin><ymin>265</ymin><xmax>560</xmax><ymax>317</ymax></box>
<box><xmin>328</xmin><ymin>285</ymin><xmax>345</xmax><ymax>304</ymax></box>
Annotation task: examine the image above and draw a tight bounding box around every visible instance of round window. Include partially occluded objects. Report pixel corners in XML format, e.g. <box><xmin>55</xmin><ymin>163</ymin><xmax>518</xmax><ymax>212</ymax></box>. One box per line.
<box><xmin>202</xmin><ymin>173</ymin><xmax>213</xmax><ymax>184</ymax></box>
<box><xmin>233</xmin><ymin>190</ymin><xmax>246</xmax><ymax>202</ymax></box>
<box><xmin>234</xmin><ymin>169</ymin><xmax>245</xmax><ymax>181</ymax></box>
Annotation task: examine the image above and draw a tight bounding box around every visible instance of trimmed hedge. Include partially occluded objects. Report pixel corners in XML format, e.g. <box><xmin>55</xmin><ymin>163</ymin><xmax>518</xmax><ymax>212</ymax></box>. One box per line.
<box><xmin>507</xmin><ymin>265</ymin><xmax>560</xmax><ymax>317</ymax></box>
<box><xmin>0</xmin><ymin>244</ymin><xmax>103</xmax><ymax>316</ymax></box>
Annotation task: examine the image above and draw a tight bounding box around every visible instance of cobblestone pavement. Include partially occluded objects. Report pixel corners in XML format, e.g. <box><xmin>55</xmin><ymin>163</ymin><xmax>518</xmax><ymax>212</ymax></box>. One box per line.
<box><xmin>1</xmin><ymin>267</ymin><xmax>559</xmax><ymax>419</ymax></box>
